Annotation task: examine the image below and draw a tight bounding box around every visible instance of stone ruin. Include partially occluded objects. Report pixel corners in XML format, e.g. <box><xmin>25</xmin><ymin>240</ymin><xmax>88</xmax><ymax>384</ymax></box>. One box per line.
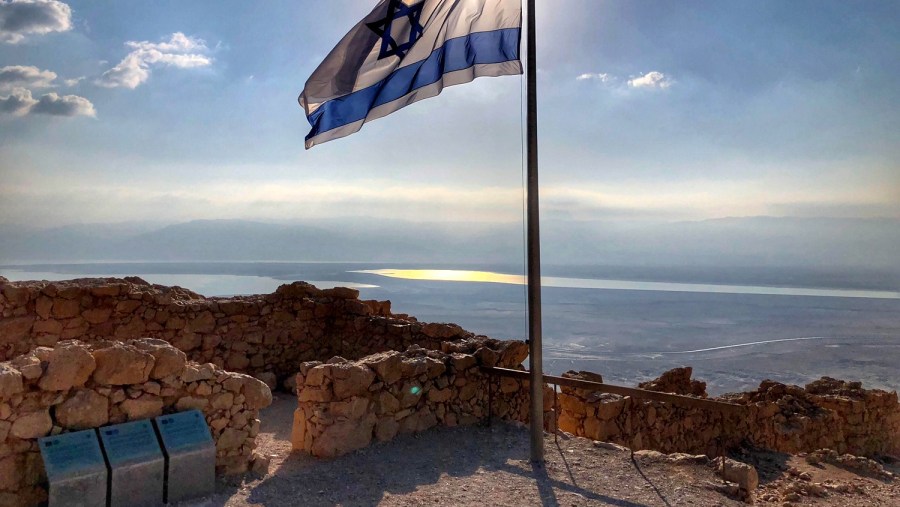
<box><xmin>2</xmin><ymin>276</ymin><xmax>899</xmax><ymax>506</ymax></box>
<box><xmin>0</xmin><ymin>338</ymin><xmax>271</xmax><ymax>506</ymax></box>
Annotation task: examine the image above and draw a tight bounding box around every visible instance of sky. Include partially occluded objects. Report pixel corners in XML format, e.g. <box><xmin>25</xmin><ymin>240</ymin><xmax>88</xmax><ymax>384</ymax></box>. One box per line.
<box><xmin>1</xmin><ymin>0</ymin><xmax>899</xmax><ymax>228</ymax></box>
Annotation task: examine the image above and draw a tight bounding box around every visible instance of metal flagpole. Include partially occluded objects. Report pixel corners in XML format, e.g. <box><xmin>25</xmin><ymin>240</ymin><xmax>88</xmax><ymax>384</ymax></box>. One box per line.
<box><xmin>525</xmin><ymin>0</ymin><xmax>544</xmax><ymax>463</ymax></box>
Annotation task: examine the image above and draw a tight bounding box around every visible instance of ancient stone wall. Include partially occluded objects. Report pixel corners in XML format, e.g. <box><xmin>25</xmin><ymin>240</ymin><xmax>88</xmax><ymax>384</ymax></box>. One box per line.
<box><xmin>0</xmin><ymin>277</ymin><xmax>475</xmax><ymax>385</ymax></box>
<box><xmin>558</xmin><ymin>368</ymin><xmax>900</xmax><ymax>458</ymax></box>
<box><xmin>0</xmin><ymin>339</ymin><xmax>272</xmax><ymax>506</ymax></box>
<box><xmin>291</xmin><ymin>338</ymin><xmax>552</xmax><ymax>458</ymax></box>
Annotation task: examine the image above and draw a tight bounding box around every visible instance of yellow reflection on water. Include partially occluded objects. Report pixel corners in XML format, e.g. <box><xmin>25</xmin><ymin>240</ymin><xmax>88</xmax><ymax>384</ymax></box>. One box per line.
<box><xmin>357</xmin><ymin>269</ymin><xmax>525</xmax><ymax>285</ymax></box>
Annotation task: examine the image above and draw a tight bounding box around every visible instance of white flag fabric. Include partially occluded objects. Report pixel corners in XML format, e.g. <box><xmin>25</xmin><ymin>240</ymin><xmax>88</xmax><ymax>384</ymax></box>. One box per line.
<box><xmin>299</xmin><ymin>0</ymin><xmax>522</xmax><ymax>149</ymax></box>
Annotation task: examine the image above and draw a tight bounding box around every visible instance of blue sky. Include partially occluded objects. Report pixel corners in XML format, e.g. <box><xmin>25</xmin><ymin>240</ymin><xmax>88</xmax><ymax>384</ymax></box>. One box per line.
<box><xmin>1</xmin><ymin>0</ymin><xmax>898</xmax><ymax>227</ymax></box>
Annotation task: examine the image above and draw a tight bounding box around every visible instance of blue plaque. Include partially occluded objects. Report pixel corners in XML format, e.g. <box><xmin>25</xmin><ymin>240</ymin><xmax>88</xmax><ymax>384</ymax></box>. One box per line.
<box><xmin>99</xmin><ymin>420</ymin><xmax>165</xmax><ymax>507</ymax></box>
<box><xmin>154</xmin><ymin>410</ymin><xmax>215</xmax><ymax>503</ymax></box>
<box><xmin>155</xmin><ymin>410</ymin><xmax>213</xmax><ymax>451</ymax></box>
<box><xmin>39</xmin><ymin>429</ymin><xmax>108</xmax><ymax>507</ymax></box>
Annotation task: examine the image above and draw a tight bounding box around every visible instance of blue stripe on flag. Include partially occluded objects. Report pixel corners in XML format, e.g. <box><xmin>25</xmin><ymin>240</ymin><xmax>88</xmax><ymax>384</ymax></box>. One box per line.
<box><xmin>306</xmin><ymin>27</ymin><xmax>521</xmax><ymax>141</ymax></box>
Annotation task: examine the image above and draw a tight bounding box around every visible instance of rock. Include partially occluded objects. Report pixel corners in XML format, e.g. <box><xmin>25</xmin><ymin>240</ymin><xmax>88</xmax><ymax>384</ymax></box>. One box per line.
<box><xmin>321</xmin><ymin>287</ymin><xmax>359</xmax><ymax>299</ymax></box>
<box><xmin>498</xmin><ymin>340</ymin><xmax>529</xmax><ymax>367</ymax></box>
<box><xmin>39</xmin><ymin>341</ymin><xmax>96</xmax><ymax>391</ymax></box>
<box><xmin>250</xmin><ymin>454</ymin><xmax>270</xmax><ymax>475</ymax></box>
<box><xmin>639</xmin><ymin>367</ymin><xmax>707</xmax><ymax>398</ymax></box>
<box><xmin>51</xmin><ymin>298</ymin><xmax>80</xmax><ymax>319</ymax></box>
<box><xmin>375</xmin><ymin>417</ymin><xmax>400</xmax><ymax>442</ymax></box>
<box><xmin>121</xmin><ymin>395</ymin><xmax>165</xmax><ymax>420</ymax></box>
<box><xmin>310</xmin><ymin>414</ymin><xmax>376</xmax><ymax>458</ymax></box>
<box><xmin>171</xmin><ymin>332</ymin><xmax>202</xmax><ymax>352</ymax></box>
<box><xmin>1</xmin><ymin>285</ymin><xmax>30</xmax><ymax>306</ymax></box>
<box><xmin>254</xmin><ymin>372</ymin><xmax>278</xmax><ymax>390</ymax></box>
<box><xmin>331</xmin><ymin>363</ymin><xmax>376</xmax><ymax>400</ymax></box>
<box><xmin>175</xmin><ymin>397</ymin><xmax>209</xmax><ymax>411</ymax></box>
<box><xmin>0</xmin><ymin>316</ymin><xmax>35</xmax><ymax>345</ymax></box>
<box><xmin>720</xmin><ymin>458</ymin><xmax>759</xmax><ymax>492</ymax></box>
<box><xmin>187</xmin><ymin>311</ymin><xmax>216</xmax><ymax>333</ymax></box>
<box><xmin>182</xmin><ymin>363</ymin><xmax>216</xmax><ymax>383</ymax></box>
<box><xmin>130</xmin><ymin>338</ymin><xmax>187</xmax><ymax>379</ymax></box>
<box><xmin>211</xmin><ymin>392</ymin><xmax>234</xmax><ymax>411</ymax></box>
<box><xmin>216</xmin><ymin>428</ymin><xmax>248</xmax><ymax>451</ymax></box>
<box><xmin>11</xmin><ymin>354</ymin><xmax>42</xmax><ymax>380</ymax></box>
<box><xmin>11</xmin><ymin>409</ymin><xmax>52</xmax><ymax>439</ymax></box>
<box><xmin>0</xmin><ymin>455</ymin><xmax>23</xmax><ymax>490</ymax></box>
<box><xmin>92</xmin><ymin>343</ymin><xmax>155</xmax><ymax>385</ymax></box>
<box><xmin>0</xmin><ymin>363</ymin><xmax>24</xmax><ymax>399</ymax></box>
<box><xmin>82</xmin><ymin>308</ymin><xmax>112</xmax><ymax>325</ymax></box>
<box><xmin>363</xmin><ymin>351</ymin><xmax>403</xmax><ymax>384</ymax></box>
<box><xmin>56</xmin><ymin>390</ymin><xmax>109</xmax><ymax>429</ymax></box>
<box><xmin>240</xmin><ymin>376</ymin><xmax>273</xmax><ymax>410</ymax></box>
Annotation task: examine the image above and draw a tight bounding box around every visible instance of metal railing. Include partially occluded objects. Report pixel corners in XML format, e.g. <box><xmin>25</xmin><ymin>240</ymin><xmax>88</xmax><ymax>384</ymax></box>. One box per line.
<box><xmin>482</xmin><ymin>366</ymin><xmax>749</xmax><ymax>483</ymax></box>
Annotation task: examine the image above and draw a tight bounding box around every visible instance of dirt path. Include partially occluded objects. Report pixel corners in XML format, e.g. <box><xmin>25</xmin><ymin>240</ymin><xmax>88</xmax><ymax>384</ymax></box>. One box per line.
<box><xmin>184</xmin><ymin>396</ymin><xmax>898</xmax><ymax>506</ymax></box>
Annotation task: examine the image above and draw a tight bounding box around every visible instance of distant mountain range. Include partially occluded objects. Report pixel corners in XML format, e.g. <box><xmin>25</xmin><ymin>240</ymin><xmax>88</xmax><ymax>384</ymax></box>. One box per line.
<box><xmin>1</xmin><ymin>217</ymin><xmax>898</xmax><ymax>274</ymax></box>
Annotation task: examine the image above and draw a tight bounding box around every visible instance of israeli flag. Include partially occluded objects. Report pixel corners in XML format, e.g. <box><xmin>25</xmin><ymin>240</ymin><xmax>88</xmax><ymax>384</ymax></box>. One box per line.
<box><xmin>300</xmin><ymin>0</ymin><xmax>522</xmax><ymax>149</ymax></box>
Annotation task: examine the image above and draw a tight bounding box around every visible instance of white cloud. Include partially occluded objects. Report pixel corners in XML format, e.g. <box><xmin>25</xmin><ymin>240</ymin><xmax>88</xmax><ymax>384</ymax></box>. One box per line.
<box><xmin>0</xmin><ymin>87</ymin><xmax>35</xmax><ymax>115</ymax></box>
<box><xmin>97</xmin><ymin>32</ymin><xmax>213</xmax><ymax>89</ymax></box>
<box><xmin>62</xmin><ymin>76</ymin><xmax>83</xmax><ymax>86</ymax></box>
<box><xmin>30</xmin><ymin>91</ymin><xmax>94</xmax><ymax>116</ymax></box>
<box><xmin>627</xmin><ymin>71</ymin><xmax>673</xmax><ymax>89</ymax></box>
<box><xmin>0</xmin><ymin>64</ymin><xmax>57</xmax><ymax>90</ymax></box>
<box><xmin>576</xmin><ymin>72</ymin><xmax>611</xmax><ymax>82</ymax></box>
<box><xmin>0</xmin><ymin>86</ymin><xmax>94</xmax><ymax>117</ymax></box>
<box><xmin>0</xmin><ymin>0</ymin><xmax>71</xmax><ymax>44</ymax></box>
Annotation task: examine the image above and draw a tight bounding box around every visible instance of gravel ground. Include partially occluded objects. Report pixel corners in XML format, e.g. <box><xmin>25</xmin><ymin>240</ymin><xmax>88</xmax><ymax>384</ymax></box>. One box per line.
<box><xmin>182</xmin><ymin>396</ymin><xmax>898</xmax><ymax>506</ymax></box>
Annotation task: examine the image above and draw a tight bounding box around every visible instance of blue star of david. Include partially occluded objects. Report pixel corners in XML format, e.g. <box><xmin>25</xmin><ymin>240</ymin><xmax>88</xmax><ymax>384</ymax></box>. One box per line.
<box><xmin>366</xmin><ymin>0</ymin><xmax>426</xmax><ymax>60</ymax></box>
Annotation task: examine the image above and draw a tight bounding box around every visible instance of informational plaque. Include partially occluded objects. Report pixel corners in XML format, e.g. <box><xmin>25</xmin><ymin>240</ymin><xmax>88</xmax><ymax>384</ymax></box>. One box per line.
<box><xmin>39</xmin><ymin>429</ymin><xmax>107</xmax><ymax>507</ymax></box>
<box><xmin>99</xmin><ymin>420</ymin><xmax>165</xmax><ymax>507</ymax></box>
<box><xmin>154</xmin><ymin>410</ymin><xmax>215</xmax><ymax>503</ymax></box>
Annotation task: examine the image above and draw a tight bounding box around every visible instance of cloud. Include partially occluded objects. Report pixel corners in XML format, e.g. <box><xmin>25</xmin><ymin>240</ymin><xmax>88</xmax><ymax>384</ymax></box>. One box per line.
<box><xmin>0</xmin><ymin>0</ymin><xmax>72</xmax><ymax>44</ymax></box>
<box><xmin>30</xmin><ymin>91</ymin><xmax>94</xmax><ymax>116</ymax></box>
<box><xmin>627</xmin><ymin>71</ymin><xmax>673</xmax><ymax>89</ymax></box>
<box><xmin>576</xmin><ymin>72</ymin><xmax>611</xmax><ymax>82</ymax></box>
<box><xmin>0</xmin><ymin>64</ymin><xmax>57</xmax><ymax>91</ymax></box>
<box><xmin>96</xmin><ymin>32</ymin><xmax>213</xmax><ymax>89</ymax></box>
<box><xmin>62</xmin><ymin>76</ymin><xmax>83</xmax><ymax>86</ymax></box>
<box><xmin>0</xmin><ymin>86</ymin><xmax>94</xmax><ymax>117</ymax></box>
<box><xmin>0</xmin><ymin>87</ymin><xmax>35</xmax><ymax>115</ymax></box>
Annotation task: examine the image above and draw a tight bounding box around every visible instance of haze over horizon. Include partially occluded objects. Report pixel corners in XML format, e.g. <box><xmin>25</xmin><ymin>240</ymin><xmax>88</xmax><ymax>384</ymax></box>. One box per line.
<box><xmin>1</xmin><ymin>0</ymin><xmax>898</xmax><ymax>237</ymax></box>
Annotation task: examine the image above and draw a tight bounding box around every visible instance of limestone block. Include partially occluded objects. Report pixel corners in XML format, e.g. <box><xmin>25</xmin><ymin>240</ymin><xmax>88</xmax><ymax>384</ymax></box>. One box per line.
<box><xmin>175</xmin><ymin>396</ymin><xmax>209</xmax><ymax>411</ymax></box>
<box><xmin>375</xmin><ymin>417</ymin><xmax>399</xmax><ymax>442</ymax></box>
<box><xmin>217</xmin><ymin>428</ymin><xmax>249</xmax><ymax>451</ymax></box>
<box><xmin>362</xmin><ymin>351</ymin><xmax>403</xmax><ymax>384</ymax></box>
<box><xmin>121</xmin><ymin>395</ymin><xmax>165</xmax><ymax>420</ymax></box>
<box><xmin>211</xmin><ymin>392</ymin><xmax>235</xmax><ymax>411</ymax></box>
<box><xmin>182</xmin><ymin>363</ymin><xmax>216</xmax><ymax>383</ymax></box>
<box><xmin>56</xmin><ymin>389</ymin><xmax>109</xmax><ymax>429</ymax></box>
<box><xmin>92</xmin><ymin>343</ymin><xmax>154</xmax><ymax>385</ymax></box>
<box><xmin>82</xmin><ymin>307</ymin><xmax>112</xmax><ymax>325</ymax></box>
<box><xmin>721</xmin><ymin>458</ymin><xmax>759</xmax><ymax>492</ymax></box>
<box><xmin>310</xmin><ymin>414</ymin><xmax>376</xmax><ymax>458</ymax></box>
<box><xmin>0</xmin><ymin>316</ymin><xmax>35</xmax><ymax>345</ymax></box>
<box><xmin>0</xmin><ymin>364</ymin><xmax>24</xmax><ymax>399</ymax></box>
<box><xmin>331</xmin><ymin>397</ymin><xmax>369</xmax><ymax>420</ymax></box>
<box><xmin>130</xmin><ymin>338</ymin><xmax>187</xmax><ymax>379</ymax></box>
<box><xmin>51</xmin><ymin>298</ymin><xmax>79</xmax><ymax>319</ymax></box>
<box><xmin>240</xmin><ymin>376</ymin><xmax>273</xmax><ymax>410</ymax></box>
<box><xmin>172</xmin><ymin>332</ymin><xmax>202</xmax><ymax>352</ymax></box>
<box><xmin>450</xmin><ymin>353</ymin><xmax>476</xmax><ymax>371</ymax></box>
<box><xmin>32</xmin><ymin>319</ymin><xmax>63</xmax><ymax>335</ymax></box>
<box><xmin>35</xmin><ymin>297</ymin><xmax>53</xmax><ymax>319</ymax></box>
<box><xmin>38</xmin><ymin>341</ymin><xmax>96</xmax><ymax>391</ymax></box>
<box><xmin>427</xmin><ymin>388</ymin><xmax>452</xmax><ymax>403</ymax></box>
<box><xmin>11</xmin><ymin>409</ymin><xmax>52</xmax><ymax>439</ymax></box>
<box><xmin>331</xmin><ymin>363</ymin><xmax>376</xmax><ymax>400</ymax></box>
<box><xmin>0</xmin><ymin>454</ymin><xmax>23</xmax><ymax>490</ymax></box>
